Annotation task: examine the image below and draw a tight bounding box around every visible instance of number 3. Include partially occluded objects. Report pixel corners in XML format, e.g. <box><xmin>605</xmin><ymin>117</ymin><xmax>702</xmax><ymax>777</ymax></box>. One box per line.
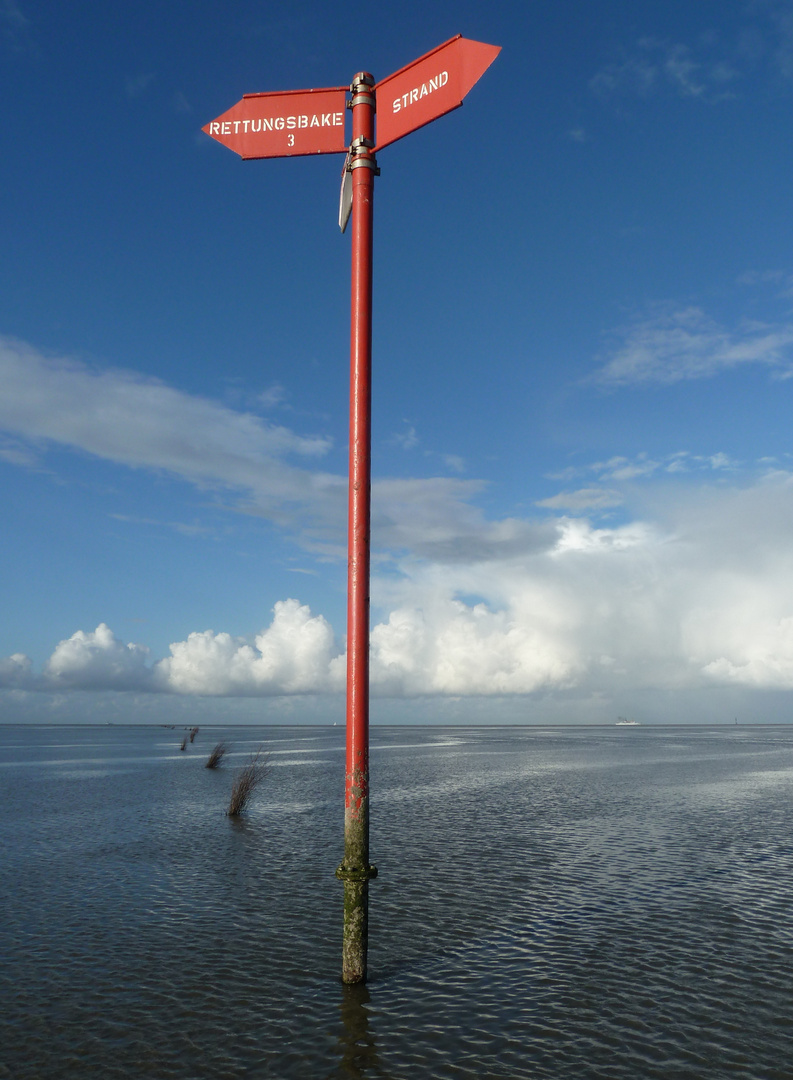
<box><xmin>287</xmin><ymin>134</ymin><xmax>295</xmax><ymax>146</ymax></box>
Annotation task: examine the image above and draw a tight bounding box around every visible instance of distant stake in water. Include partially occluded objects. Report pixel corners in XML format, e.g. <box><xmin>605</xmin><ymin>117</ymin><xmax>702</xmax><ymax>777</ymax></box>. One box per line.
<box><xmin>202</xmin><ymin>34</ymin><xmax>500</xmax><ymax>985</ymax></box>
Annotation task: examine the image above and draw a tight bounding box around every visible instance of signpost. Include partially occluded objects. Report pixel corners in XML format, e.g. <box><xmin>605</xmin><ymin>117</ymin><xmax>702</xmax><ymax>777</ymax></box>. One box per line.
<box><xmin>204</xmin><ymin>35</ymin><xmax>500</xmax><ymax>986</ymax></box>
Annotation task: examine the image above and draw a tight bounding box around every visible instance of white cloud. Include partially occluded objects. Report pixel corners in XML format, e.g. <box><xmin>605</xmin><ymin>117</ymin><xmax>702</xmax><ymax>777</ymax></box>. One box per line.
<box><xmin>4</xmin><ymin>337</ymin><xmax>793</xmax><ymax>705</ymax></box>
<box><xmin>442</xmin><ymin>454</ymin><xmax>466</xmax><ymax>474</ymax></box>
<box><xmin>4</xmin><ymin>473</ymin><xmax>793</xmax><ymax>700</ymax></box>
<box><xmin>0</xmin><ymin>337</ymin><xmax>330</xmax><ymax>469</ymax></box>
<box><xmin>0</xmin><ymin>437</ymin><xmax>40</xmax><ymax>468</ymax></box>
<box><xmin>392</xmin><ymin>422</ymin><xmax>419</xmax><ymax>450</ymax></box>
<box><xmin>0</xmin><ymin>335</ymin><xmax>350</xmax><ymax>537</ymax></box>
<box><xmin>0</xmin><ymin>337</ymin><xmax>520</xmax><ymax>562</ymax></box>
<box><xmin>536</xmin><ymin>487</ymin><xmax>623</xmax><ymax>512</ymax></box>
<box><xmin>591</xmin><ymin>37</ymin><xmax>738</xmax><ymax>103</ymax></box>
<box><xmin>155</xmin><ymin>599</ymin><xmax>342</xmax><ymax>696</ymax></box>
<box><xmin>594</xmin><ymin>308</ymin><xmax>793</xmax><ymax>385</ymax></box>
<box><xmin>548</xmin><ymin>450</ymin><xmax>740</xmax><ymax>487</ymax></box>
<box><xmin>0</xmin><ymin>652</ymin><xmax>34</xmax><ymax>688</ymax></box>
<box><xmin>45</xmin><ymin>624</ymin><xmax>152</xmax><ymax>690</ymax></box>
<box><xmin>257</xmin><ymin>383</ymin><xmax>288</xmax><ymax>409</ymax></box>
<box><xmin>369</xmin><ymin>595</ymin><xmax>581</xmax><ymax>697</ymax></box>
<box><xmin>365</xmin><ymin>474</ymin><xmax>793</xmax><ymax>699</ymax></box>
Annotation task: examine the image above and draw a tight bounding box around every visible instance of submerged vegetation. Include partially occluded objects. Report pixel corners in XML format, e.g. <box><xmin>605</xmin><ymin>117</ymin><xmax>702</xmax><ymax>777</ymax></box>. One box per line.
<box><xmin>227</xmin><ymin>747</ymin><xmax>270</xmax><ymax>817</ymax></box>
<box><xmin>205</xmin><ymin>741</ymin><xmax>228</xmax><ymax>769</ymax></box>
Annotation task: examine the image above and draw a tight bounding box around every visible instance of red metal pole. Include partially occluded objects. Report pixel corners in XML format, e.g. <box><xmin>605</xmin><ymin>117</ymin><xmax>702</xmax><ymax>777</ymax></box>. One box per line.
<box><xmin>335</xmin><ymin>72</ymin><xmax>378</xmax><ymax>985</ymax></box>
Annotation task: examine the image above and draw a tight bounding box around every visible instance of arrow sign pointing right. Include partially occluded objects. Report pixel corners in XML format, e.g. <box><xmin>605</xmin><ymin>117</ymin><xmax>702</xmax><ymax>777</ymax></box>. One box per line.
<box><xmin>374</xmin><ymin>35</ymin><xmax>501</xmax><ymax>151</ymax></box>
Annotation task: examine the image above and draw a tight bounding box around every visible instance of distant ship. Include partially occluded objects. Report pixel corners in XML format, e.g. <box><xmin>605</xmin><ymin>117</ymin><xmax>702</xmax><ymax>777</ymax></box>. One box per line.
<box><xmin>616</xmin><ymin>717</ymin><xmax>640</xmax><ymax>726</ymax></box>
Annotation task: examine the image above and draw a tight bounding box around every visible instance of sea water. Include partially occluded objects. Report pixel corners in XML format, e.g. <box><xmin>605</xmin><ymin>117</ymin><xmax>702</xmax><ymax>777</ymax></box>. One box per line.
<box><xmin>1</xmin><ymin>724</ymin><xmax>791</xmax><ymax>1079</ymax></box>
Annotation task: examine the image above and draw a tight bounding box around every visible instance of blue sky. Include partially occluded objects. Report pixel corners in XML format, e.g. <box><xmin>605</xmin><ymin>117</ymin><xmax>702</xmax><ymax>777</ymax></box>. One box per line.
<box><xmin>3</xmin><ymin>0</ymin><xmax>793</xmax><ymax>724</ymax></box>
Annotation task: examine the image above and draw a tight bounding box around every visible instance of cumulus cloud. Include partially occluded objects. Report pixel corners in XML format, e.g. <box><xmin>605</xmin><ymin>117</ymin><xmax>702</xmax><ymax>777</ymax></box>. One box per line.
<box><xmin>0</xmin><ymin>652</ymin><xmax>34</xmax><ymax>689</ymax></box>
<box><xmin>370</xmin><ymin>595</ymin><xmax>581</xmax><ymax>696</ymax></box>
<box><xmin>6</xmin><ymin>602</ymin><xmax>341</xmax><ymax>696</ymax></box>
<box><xmin>4</xmin><ymin>336</ymin><xmax>793</xmax><ymax>705</ymax></box>
<box><xmin>45</xmin><ymin>624</ymin><xmax>153</xmax><ymax>690</ymax></box>
<box><xmin>4</xmin><ymin>473</ymin><xmax>793</xmax><ymax>699</ymax></box>
<box><xmin>593</xmin><ymin>308</ymin><xmax>793</xmax><ymax>385</ymax></box>
<box><xmin>155</xmin><ymin>599</ymin><xmax>342</xmax><ymax>696</ymax></box>
<box><xmin>368</xmin><ymin>477</ymin><xmax>793</xmax><ymax>697</ymax></box>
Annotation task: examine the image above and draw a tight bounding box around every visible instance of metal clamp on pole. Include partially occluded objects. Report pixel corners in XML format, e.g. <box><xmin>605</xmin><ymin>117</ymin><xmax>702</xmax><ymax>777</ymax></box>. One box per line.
<box><xmin>335</xmin><ymin>863</ymin><xmax>379</xmax><ymax>882</ymax></box>
<box><xmin>349</xmin><ymin>135</ymin><xmax>379</xmax><ymax>175</ymax></box>
<box><xmin>348</xmin><ymin>72</ymin><xmax>376</xmax><ymax>110</ymax></box>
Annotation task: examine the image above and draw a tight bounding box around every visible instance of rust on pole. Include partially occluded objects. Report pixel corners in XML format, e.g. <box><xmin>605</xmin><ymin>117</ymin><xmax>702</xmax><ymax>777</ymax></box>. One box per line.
<box><xmin>335</xmin><ymin>71</ymin><xmax>378</xmax><ymax>985</ymax></box>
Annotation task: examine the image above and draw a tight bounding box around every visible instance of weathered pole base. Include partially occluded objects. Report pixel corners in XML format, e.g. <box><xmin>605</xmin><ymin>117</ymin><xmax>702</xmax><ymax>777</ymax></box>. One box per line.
<box><xmin>336</xmin><ymin>863</ymin><xmax>378</xmax><ymax>984</ymax></box>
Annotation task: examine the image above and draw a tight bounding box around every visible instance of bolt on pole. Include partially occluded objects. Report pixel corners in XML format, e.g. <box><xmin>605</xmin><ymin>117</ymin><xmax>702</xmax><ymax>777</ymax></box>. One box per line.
<box><xmin>335</xmin><ymin>72</ymin><xmax>379</xmax><ymax>986</ymax></box>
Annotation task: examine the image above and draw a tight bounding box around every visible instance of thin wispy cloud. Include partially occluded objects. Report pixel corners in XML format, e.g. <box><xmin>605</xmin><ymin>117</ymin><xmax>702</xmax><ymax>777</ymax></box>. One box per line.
<box><xmin>171</xmin><ymin>90</ymin><xmax>191</xmax><ymax>113</ymax></box>
<box><xmin>442</xmin><ymin>454</ymin><xmax>466</xmax><ymax>474</ymax></box>
<box><xmin>593</xmin><ymin>307</ymin><xmax>793</xmax><ymax>385</ymax></box>
<box><xmin>767</xmin><ymin>0</ymin><xmax>793</xmax><ymax>79</ymax></box>
<box><xmin>591</xmin><ymin>4</ymin><xmax>793</xmax><ymax>105</ymax></box>
<box><xmin>591</xmin><ymin>38</ymin><xmax>739</xmax><ymax>102</ymax></box>
<box><xmin>0</xmin><ymin>337</ymin><xmax>523</xmax><ymax>563</ymax></box>
<box><xmin>125</xmin><ymin>72</ymin><xmax>155</xmax><ymax>99</ymax></box>
<box><xmin>0</xmin><ymin>0</ymin><xmax>35</xmax><ymax>54</ymax></box>
<box><xmin>257</xmin><ymin>383</ymin><xmax>289</xmax><ymax>409</ymax></box>
<box><xmin>0</xmin><ymin>336</ymin><xmax>329</xmax><ymax>467</ymax></box>
<box><xmin>548</xmin><ymin>450</ymin><xmax>743</xmax><ymax>488</ymax></box>
<box><xmin>737</xmin><ymin>268</ymin><xmax>793</xmax><ymax>299</ymax></box>
<box><xmin>0</xmin><ymin>0</ymin><xmax>28</xmax><ymax>30</ymax></box>
<box><xmin>392</xmin><ymin>423</ymin><xmax>419</xmax><ymax>450</ymax></box>
<box><xmin>536</xmin><ymin>487</ymin><xmax>624</xmax><ymax>513</ymax></box>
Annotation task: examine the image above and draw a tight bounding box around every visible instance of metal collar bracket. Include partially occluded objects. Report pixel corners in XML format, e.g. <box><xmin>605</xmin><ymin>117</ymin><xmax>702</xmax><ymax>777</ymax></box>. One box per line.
<box><xmin>348</xmin><ymin>72</ymin><xmax>376</xmax><ymax>111</ymax></box>
<box><xmin>335</xmin><ymin>863</ymin><xmax>379</xmax><ymax>882</ymax></box>
<box><xmin>350</xmin><ymin>72</ymin><xmax>375</xmax><ymax>91</ymax></box>
<box><xmin>348</xmin><ymin>135</ymin><xmax>379</xmax><ymax>175</ymax></box>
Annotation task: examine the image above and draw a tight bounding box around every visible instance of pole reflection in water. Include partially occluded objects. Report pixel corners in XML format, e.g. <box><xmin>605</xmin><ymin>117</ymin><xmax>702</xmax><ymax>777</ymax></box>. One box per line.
<box><xmin>335</xmin><ymin>983</ymin><xmax>384</xmax><ymax>1079</ymax></box>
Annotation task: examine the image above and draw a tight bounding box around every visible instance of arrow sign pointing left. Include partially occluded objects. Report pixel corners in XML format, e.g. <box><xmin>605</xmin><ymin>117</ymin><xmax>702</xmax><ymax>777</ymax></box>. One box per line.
<box><xmin>203</xmin><ymin>86</ymin><xmax>348</xmax><ymax>159</ymax></box>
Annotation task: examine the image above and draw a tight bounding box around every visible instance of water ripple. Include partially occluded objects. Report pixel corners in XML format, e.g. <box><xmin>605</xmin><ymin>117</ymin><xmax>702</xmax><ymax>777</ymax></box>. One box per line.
<box><xmin>1</xmin><ymin>724</ymin><xmax>792</xmax><ymax>1078</ymax></box>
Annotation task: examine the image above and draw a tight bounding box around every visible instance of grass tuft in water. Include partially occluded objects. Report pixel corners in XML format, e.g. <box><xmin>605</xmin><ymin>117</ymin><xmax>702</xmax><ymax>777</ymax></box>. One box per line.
<box><xmin>227</xmin><ymin>747</ymin><xmax>269</xmax><ymax>816</ymax></box>
<box><xmin>205</xmin><ymin>741</ymin><xmax>228</xmax><ymax>769</ymax></box>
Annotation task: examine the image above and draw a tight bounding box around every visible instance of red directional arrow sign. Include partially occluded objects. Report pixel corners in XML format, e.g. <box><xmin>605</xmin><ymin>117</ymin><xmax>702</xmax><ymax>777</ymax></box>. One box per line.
<box><xmin>375</xmin><ymin>35</ymin><xmax>501</xmax><ymax>151</ymax></box>
<box><xmin>202</xmin><ymin>87</ymin><xmax>348</xmax><ymax>159</ymax></box>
